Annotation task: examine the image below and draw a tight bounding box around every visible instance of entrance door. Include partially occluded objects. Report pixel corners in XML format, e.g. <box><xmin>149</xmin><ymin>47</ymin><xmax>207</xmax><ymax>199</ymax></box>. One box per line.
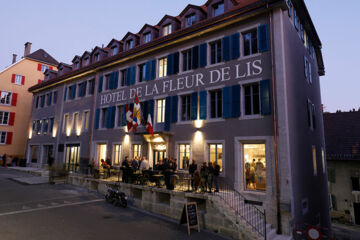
<box><xmin>153</xmin><ymin>150</ymin><xmax>166</xmax><ymax>167</ymax></box>
<box><xmin>65</xmin><ymin>144</ymin><xmax>80</xmax><ymax>172</ymax></box>
<box><xmin>43</xmin><ymin>145</ymin><xmax>54</xmax><ymax>167</ymax></box>
<box><xmin>96</xmin><ymin>144</ymin><xmax>107</xmax><ymax>166</ymax></box>
<box><xmin>354</xmin><ymin>203</ymin><xmax>360</xmax><ymax>225</ymax></box>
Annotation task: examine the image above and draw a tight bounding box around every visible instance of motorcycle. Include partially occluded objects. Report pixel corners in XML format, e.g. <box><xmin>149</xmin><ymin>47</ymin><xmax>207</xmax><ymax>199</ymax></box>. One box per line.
<box><xmin>105</xmin><ymin>185</ymin><xmax>128</xmax><ymax>208</ymax></box>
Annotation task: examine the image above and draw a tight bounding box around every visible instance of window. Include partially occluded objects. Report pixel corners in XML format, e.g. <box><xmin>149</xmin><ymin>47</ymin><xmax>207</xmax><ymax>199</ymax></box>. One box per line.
<box><xmin>101</xmin><ymin>108</ymin><xmax>108</xmax><ymax>128</ymax></box>
<box><xmin>186</xmin><ymin>14</ymin><xmax>196</xmax><ymax>27</ymax></box>
<box><xmin>133</xmin><ymin>144</ymin><xmax>142</xmax><ymax>158</ymax></box>
<box><xmin>144</xmin><ymin>32</ymin><xmax>151</xmax><ymax>43</ymax></box>
<box><xmin>32</xmin><ymin>121</ymin><xmax>36</xmax><ymax>132</ymax></box>
<box><xmin>138</xmin><ymin>64</ymin><xmax>146</xmax><ymax>83</ymax></box>
<box><xmin>85</xmin><ymin>58</ymin><xmax>90</xmax><ymax>65</ymax></box>
<box><xmin>307</xmin><ymin>99</ymin><xmax>316</xmax><ymax>130</ymax></box>
<box><xmin>14</xmin><ymin>75</ymin><xmax>22</xmax><ymax>85</ymax></box>
<box><xmin>95</xmin><ymin>53</ymin><xmax>100</xmax><ymax>62</ymax></box>
<box><xmin>182</xmin><ymin>49</ymin><xmax>192</xmax><ymax>72</ymax></box>
<box><xmin>126</xmin><ymin>39</ymin><xmax>134</xmax><ymax>50</ymax></box>
<box><xmin>40</xmin><ymin>95</ymin><xmax>45</xmax><ymax>107</ymax></box>
<box><xmin>163</xmin><ymin>24</ymin><xmax>172</xmax><ymax>36</ymax></box>
<box><xmin>180</xmin><ymin>95</ymin><xmax>191</xmax><ymax>121</ymax></box>
<box><xmin>75</xmin><ymin>61</ymin><xmax>80</xmax><ymax>69</ymax></box>
<box><xmin>88</xmin><ymin>79</ymin><xmax>95</xmax><ymax>95</ymax></box>
<box><xmin>156</xmin><ymin>99</ymin><xmax>166</xmax><ymax>123</ymax></box>
<box><xmin>84</xmin><ymin>111</ymin><xmax>89</xmax><ymax>130</ymax></box>
<box><xmin>41</xmin><ymin>65</ymin><xmax>49</xmax><ymax>72</ymax></box>
<box><xmin>243</xmin><ymin>29</ymin><xmax>258</xmax><ymax>56</ymax></box>
<box><xmin>43</xmin><ymin>119</ymin><xmax>49</xmax><ymax>134</ymax></box>
<box><xmin>0</xmin><ymin>112</ymin><xmax>9</xmax><ymax>125</ymax></box>
<box><xmin>287</xmin><ymin>0</ymin><xmax>292</xmax><ymax>17</ymax></box>
<box><xmin>36</xmin><ymin>120</ymin><xmax>42</xmax><ymax>135</ymax></box>
<box><xmin>244</xmin><ymin>144</ymin><xmax>266</xmax><ymax>191</ymax></box>
<box><xmin>46</xmin><ymin>93</ymin><xmax>51</xmax><ymax>106</ymax></box>
<box><xmin>179</xmin><ymin>144</ymin><xmax>191</xmax><ymax>170</ymax></box>
<box><xmin>210</xmin><ymin>90</ymin><xmax>222</xmax><ymax>118</ymax></box>
<box><xmin>244</xmin><ymin>83</ymin><xmax>260</xmax><ymax>115</ymax></box>
<box><xmin>104</xmin><ymin>74</ymin><xmax>111</xmax><ymax>90</ymax></box>
<box><xmin>304</xmin><ymin>57</ymin><xmax>312</xmax><ymax>84</ymax></box>
<box><xmin>111</xmin><ymin>46</ymin><xmax>118</xmax><ymax>56</ymax></box>
<box><xmin>0</xmin><ymin>132</ymin><xmax>7</xmax><ymax>144</ymax></box>
<box><xmin>210</xmin><ymin>40</ymin><xmax>222</xmax><ymax>64</ymax></box>
<box><xmin>312</xmin><ymin>146</ymin><xmax>317</xmax><ymax>176</ymax></box>
<box><xmin>63</xmin><ymin>114</ymin><xmax>69</xmax><ymax>133</ymax></box>
<box><xmin>117</xmin><ymin>106</ymin><xmax>125</xmax><ymax>127</ymax></box>
<box><xmin>53</xmin><ymin>91</ymin><xmax>58</xmax><ymax>104</ymax></box>
<box><xmin>112</xmin><ymin>144</ymin><xmax>122</xmax><ymax>166</ymax></box>
<box><xmin>158</xmin><ymin>57</ymin><xmax>167</xmax><ymax>78</ymax></box>
<box><xmin>210</xmin><ymin>144</ymin><xmax>223</xmax><ymax>172</ymax></box>
<box><xmin>121</xmin><ymin>69</ymin><xmax>127</xmax><ymax>86</ymax></box>
<box><xmin>0</xmin><ymin>91</ymin><xmax>12</xmax><ymax>105</ymax></box>
<box><xmin>213</xmin><ymin>2</ymin><xmax>224</xmax><ymax>16</ymax></box>
<box><xmin>73</xmin><ymin>113</ymin><xmax>79</xmax><ymax>131</ymax></box>
<box><xmin>321</xmin><ymin>148</ymin><xmax>326</xmax><ymax>174</ymax></box>
<box><xmin>49</xmin><ymin>118</ymin><xmax>54</xmax><ymax>133</ymax></box>
<box><xmin>294</xmin><ymin>9</ymin><xmax>299</xmax><ymax>30</ymax></box>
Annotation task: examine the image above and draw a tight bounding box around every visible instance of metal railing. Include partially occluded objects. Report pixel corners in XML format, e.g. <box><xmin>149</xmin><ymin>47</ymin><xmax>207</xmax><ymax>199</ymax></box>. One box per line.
<box><xmin>215</xmin><ymin>177</ymin><xmax>266</xmax><ymax>239</ymax></box>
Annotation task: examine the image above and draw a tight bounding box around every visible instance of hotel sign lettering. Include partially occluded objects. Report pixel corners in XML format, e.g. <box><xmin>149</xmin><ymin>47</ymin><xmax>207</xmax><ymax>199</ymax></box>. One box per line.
<box><xmin>100</xmin><ymin>58</ymin><xmax>264</xmax><ymax>105</ymax></box>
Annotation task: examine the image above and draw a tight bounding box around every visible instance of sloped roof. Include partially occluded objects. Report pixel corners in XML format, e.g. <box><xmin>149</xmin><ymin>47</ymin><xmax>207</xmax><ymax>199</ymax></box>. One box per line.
<box><xmin>324</xmin><ymin>111</ymin><xmax>360</xmax><ymax>161</ymax></box>
<box><xmin>25</xmin><ymin>49</ymin><xmax>58</xmax><ymax>66</ymax></box>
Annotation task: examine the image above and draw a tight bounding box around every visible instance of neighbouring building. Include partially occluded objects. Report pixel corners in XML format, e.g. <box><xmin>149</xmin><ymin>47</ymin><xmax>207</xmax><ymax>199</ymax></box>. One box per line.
<box><xmin>324</xmin><ymin>110</ymin><xmax>360</xmax><ymax>225</ymax></box>
<box><xmin>27</xmin><ymin>0</ymin><xmax>331</xmax><ymax>237</ymax></box>
<box><xmin>0</xmin><ymin>42</ymin><xmax>58</xmax><ymax>160</ymax></box>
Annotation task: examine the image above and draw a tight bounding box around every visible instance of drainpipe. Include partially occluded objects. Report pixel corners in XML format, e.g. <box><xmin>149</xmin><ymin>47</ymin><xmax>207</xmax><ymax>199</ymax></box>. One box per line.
<box><xmin>268</xmin><ymin>4</ymin><xmax>282</xmax><ymax>235</ymax></box>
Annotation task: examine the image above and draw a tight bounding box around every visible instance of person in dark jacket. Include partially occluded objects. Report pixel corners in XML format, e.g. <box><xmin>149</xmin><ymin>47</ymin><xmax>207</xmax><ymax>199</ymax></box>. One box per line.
<box><xmin>189</xmin><ymin>160</ymin><xmax>197</xmax><ymax>191</ymax></box>
<box><xmin>121</xmin><ymin>156</ymin><xmax>130</xmax><ymax>183</ymax></box>
<box><xmin>207</xmin><ymin>162</ymin><xmax>214</xmax><ymax>193</ymax></box>
<box><xmin>200</xmin><ymin>162</ymin><xmax>208</xmax><ymax>192</ymax></box>
<box><xmin>213</xmin><ymin>162</ymin><xmax>221</xmax><ymax>192</ymax></box>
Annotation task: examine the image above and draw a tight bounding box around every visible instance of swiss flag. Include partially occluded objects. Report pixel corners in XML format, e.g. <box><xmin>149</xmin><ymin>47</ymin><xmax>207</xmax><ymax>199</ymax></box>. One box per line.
<box><xmin>49</xmin><ymin>66</ymin><xmax>53</xmax><ymax>70</ymax></box>
<box><xmin>6</xmin><ymin>132</ymin><xmax>13</xmax><ymax>145</ymax></box>
<box><xmin>11</xmin><ymin>93</ymin><xmax>18</xmax><ymax>106</ymax></box>
<box><xmin>37</xmin><ymin>64</ymin><xmax>42</xmax><ymax>71</ymax></box>
<box><xmin>146</xmin><ymin>114</ymin><xmax>154</xmax><ymax>137</ymax></box>
<box><xmin>8</xmin><ymin>112</ymin><xmax>15</xmax><ymax>126</ymax></box>
<box><xmin>125</xmin><ymin>105</ymin><xmax>133</xmax><ymax>132</ymax></box>
<box><xmin>11</xmin><ymin>74</ymin><xmax>15</xmax><ymax>83</ymax></box>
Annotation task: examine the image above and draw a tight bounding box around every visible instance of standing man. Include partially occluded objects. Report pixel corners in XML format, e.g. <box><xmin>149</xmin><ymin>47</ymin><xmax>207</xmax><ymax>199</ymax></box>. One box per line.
<box><xmin>213</xmin><ymin>162</ymin><xmax>220</xmax><ymax>192</ymax></box>
<box><xmin>189</xmin><ymin>160</ymin><xmax>197</xmax><ymax>191</ymax></box>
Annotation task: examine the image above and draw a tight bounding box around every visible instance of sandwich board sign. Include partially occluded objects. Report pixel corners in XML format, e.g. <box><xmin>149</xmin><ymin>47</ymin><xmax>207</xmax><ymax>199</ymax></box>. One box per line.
<box><xmin>179</xmin><ymin>202</ymin><xmax>200</xmax><ymax>235</ymax></box>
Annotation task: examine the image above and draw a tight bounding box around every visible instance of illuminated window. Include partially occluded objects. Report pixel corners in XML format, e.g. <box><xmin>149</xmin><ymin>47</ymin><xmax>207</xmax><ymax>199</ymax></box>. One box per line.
<box><xmin>244</xmin><ymin>144</ymin><xmax>266</xmax><ymax>191</ymax></box>
<box><xmin>244</xmin><ymin>83</ymin><xmax>260</xmax><ymax>115</ymax></box>
<box><xmin>133</xmin><ymin>144</ymin><xmax>142</xmax><ymax>158</ymax></box>
<box><xmin>163</xmin><ymin>24</ymin><xmax>172</xmax><ymax>36</ymax></box>
<box><xmin>179</xmin><ymin>144</ymin><xmax>191</xmax><ymax>170</ymax></box>
<box><xmin>96</xmin><ymin>144</ymin><xmax>107</xmax><ymax>166</ymax></box>
<box><xmin>209</xmin><ymin>144</ymin><xmax>223</xmax><ymax>172</ymax></box>
<box><xmin>158</xmin><ymin>57</ymin><xmax>167</xmax><ymax>78</ymax></box>
<box><xmin>84</xmin><ymin>111</ymin><xmax>89</xmax><ymax>130</ymax></box>
<box><xmin>112</xmin><ymin>144</ymin><xmax>122</xmax><ymax>166</ymax></box>
<box><xmin>312</xmin><ymin>146</ymin><xmax>317</xmax><ymax>176</ymax></box>
<box><xmin>321</xmin><ymin>148</ymin><xmax>326</xmax><ymax>174</ymax></box>
<box><xmin>156</xmin><ymin>99</ymin><xmax>165</xmax><ymax>123</ymax></box>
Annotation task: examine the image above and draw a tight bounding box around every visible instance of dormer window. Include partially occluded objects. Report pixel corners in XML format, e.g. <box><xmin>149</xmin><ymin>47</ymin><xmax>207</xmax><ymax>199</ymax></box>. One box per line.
<box><xmin>186</xmin><ymin>14</ymin><xmax>196</xmax><ymax>27</ymax></box>
<box><xmin>75</xmin><ymin>61</ymin><xmax>80</xmax><ymax>69</ymax></box>
<box><xmin>144</xmin><ymin>32</ymin><xmax>151</xmax><ymax>43</ymax></box>
<box><xmin>59</xmin><ymin>67</ymin><xmax>64</xmax><ymax>74</ymax></box>
<box><xmin>126</xmin><ymin>39</ymin><xmax>134</xmax><ymax>50</ymax></box>
<box><xmin>95</xmin><ymin>53</ymin><xmax>100</xmax><ymax>62</ymax></box>
<box><xmin>213</xmin><ymin>2</ymin><xmax>224</xmax><ymax>17</ymax></box>
<box><xmin>111</xmin><ymin>46</ymin><xmax>118</xmax><ymax>55</ymax></box>
<box><xmin>163</xmin><ymin>24</ymin><xmax>172</xmax><ymax>36</ymax></box>
<box><xmin>85</xmin><ymin>57</ymin><xmax>90</xmax><ymax>65</ymax></box>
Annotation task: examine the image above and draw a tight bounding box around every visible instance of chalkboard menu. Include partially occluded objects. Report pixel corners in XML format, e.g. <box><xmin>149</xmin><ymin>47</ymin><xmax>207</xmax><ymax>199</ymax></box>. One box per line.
<box><xmin>179</xmin><ymin>202</ymin><xmax>200</xmax><ymax>235</ymax></box>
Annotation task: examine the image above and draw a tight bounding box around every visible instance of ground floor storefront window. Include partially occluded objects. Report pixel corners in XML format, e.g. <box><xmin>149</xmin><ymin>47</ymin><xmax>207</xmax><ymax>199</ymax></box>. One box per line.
<box><xmin>96</xmin><ymin>144</ymin><xmax>107</xmax><ymax>166</ymax></box>
<box><xmin>30</xmin><ymin>145</ymin><xmax>39</xmax><ymax>163</ymax></box>
<box><xmin>65</xmin><ymin>144</ymin><xmax>80</xmax><ymax>172</ymax></box>
<box><xmin>244</xmin><ymin>144</ymin><xmax>266</xmax><ymax>191</ymax></box>
<box><xmin>133</xmin><ymin>144</ymin><xmax>142</xmax><ymax>158</ymax></box>
<box><xmin>179</xmin><ymin>144</ymin><xmax>190</xmax><ymax>170</ymax></box>
<box><xmin>112</xmin><ymin>144</ymin><xmax>122</xmax><ymax>166</ymax></box>
<box><xmin>209</xmin><ymin>144</ymin><xmax>223</xmax><ymax>172</ymax></box>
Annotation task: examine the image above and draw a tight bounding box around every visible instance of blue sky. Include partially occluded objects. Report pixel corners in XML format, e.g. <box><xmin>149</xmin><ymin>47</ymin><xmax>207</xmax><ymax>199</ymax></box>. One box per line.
<box><xmin>0</xmin><ymin>0</ymin><xmax>358</xmax><ymax>112</ymax></box>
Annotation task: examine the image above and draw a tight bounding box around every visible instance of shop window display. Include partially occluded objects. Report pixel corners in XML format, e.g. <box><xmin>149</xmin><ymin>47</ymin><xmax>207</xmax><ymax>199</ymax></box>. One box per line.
<box><xmin>244</xmin><ymin>144</ymin><xmax>266</xmax><ymax>191</ymax></box>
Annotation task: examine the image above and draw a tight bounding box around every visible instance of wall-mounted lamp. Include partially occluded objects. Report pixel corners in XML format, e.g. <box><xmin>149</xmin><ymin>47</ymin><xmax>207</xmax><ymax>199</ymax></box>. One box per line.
<box><xmin>194</xmin><ymin>120</ymin><xmax>203</xmax><ymax>129</ymax></box>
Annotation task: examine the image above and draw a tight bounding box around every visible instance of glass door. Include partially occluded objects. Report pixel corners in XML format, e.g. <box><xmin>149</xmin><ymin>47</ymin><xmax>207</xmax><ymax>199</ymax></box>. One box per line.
<box><xmin>96</xmin><ymin>144</ymin><xmax>107</xmax><ymax>166</ymax></box>
<box><xmin>153</xmin><ymin>150</ymin><xmax>166</xmax><ymax>167</ymax></box>
<box><xmin>65</xmin><ymin>144</ymin><xmax>80</xmax><ymax>172</ymax></box>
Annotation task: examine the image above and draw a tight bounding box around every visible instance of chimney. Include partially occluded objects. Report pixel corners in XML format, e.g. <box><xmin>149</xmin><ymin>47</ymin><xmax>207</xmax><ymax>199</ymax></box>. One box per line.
<box><xmin>24</xmin><ymin>42</ymin><xmax>32</xmax><ymax>56</ymax></box>
<box><xmin>12</xmin><ymin>54</ymin><xmax>17</xmax><ymax>64</ymax></box>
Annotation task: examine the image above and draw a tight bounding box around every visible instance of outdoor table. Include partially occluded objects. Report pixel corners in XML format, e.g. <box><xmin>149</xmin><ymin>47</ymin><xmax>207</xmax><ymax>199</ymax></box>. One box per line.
<box><xmin>153</xmin><ymin>174</ymin><xmax>164</xmax><ymax>188</ymax></box>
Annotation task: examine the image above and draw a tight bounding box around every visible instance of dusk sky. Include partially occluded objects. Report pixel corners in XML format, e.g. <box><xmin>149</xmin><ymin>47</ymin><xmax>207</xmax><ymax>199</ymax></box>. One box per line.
<box><xmin>0</xmin><ymin>0</ymin><xmax>358</xmax><ymax>113</ymax></box>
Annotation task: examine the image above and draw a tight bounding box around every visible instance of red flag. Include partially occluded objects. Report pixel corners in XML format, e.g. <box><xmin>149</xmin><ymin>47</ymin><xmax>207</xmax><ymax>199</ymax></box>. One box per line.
<box><xmin>125</xmin><ymin>105</ymin><xmax>133</xmax><ymax>132</ymax></box>
<box><xmin>146</xmin><ymin>114</ymin><xmax>154</xmax><ymax>137</ymax></box>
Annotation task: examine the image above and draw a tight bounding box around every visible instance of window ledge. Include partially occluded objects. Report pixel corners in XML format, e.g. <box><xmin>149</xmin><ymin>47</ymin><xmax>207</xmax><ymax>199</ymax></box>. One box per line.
<box><xmin>239</xmin><ymin>115</ymin><xmax>263</xmax><ymax>120</ymax></box>
<box><xmin>178</xmin><ymin>70</ymin><xmax>194</xmax><ymax>76</ymax></box>
<box><xmin>205</xmin><ymin>62</ymin><xmax>225</xmax><ymax>69</ymax></box>
<box><xmin>240</xmin><ymin>53</ymin><xmax>261</xmax><ymax>61</ymax></box>
<box><xmin>206</xmin><ymin>118</ymin><xmax>225</xmax><ymax>123</ymax></box>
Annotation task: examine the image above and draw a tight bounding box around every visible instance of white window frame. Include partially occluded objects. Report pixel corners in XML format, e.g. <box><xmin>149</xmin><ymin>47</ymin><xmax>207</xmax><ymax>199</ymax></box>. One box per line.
<box><xmin>180</xmin><ymin>94</ymin><xmax>191</xmax><ymax>122</ymax></box>
<box><xmin>209</xmin><ymin>89</ymin><xmax>222</xmax><ymax>119</ymax></box>
<box><xmin>41</xmin><ymin>65</ymin><xmax>49</xmax><ymax>72</ymax></box>
<box><xmin>204</xmin><ymin>140</ymin><xmax>226</xmax><ymax>177</ymax></box>
<box><xmin>72</xmin><ymin>112</ymin><xmax>79</xmax><ymax>132</ymax></box>
<box><xmin>209</xmin><ymin>40</ymin><xmax>222</xmax><ymax>65</ymax></box>
<box><xmin>243</xmin><ymin>82</ymin><xmax>261</xmax><ymax>116</ymax></box>
<box><xmin>158</xmin><ymin>57</ymin><xmax>167</xmax><ymax>78</ymax></box>
<box><xmin>186</xmin><ymin>14</ymin><xmax>196</xmax><ymax>27</ymax></box>
<box><xmin>177</xmin><ymin>143</ymin><xmax>191</xmax><ymax>170</ymax></box>
<box><xmin>112</xmin><ymin>144</ymin><xmax>122</xmax><ymax>166</ymax></box>
<box><xmin>156</xmin><ymin>99</ymin><xmax>166</xmax><ymax>123</ymax></box>
<box><xmin>132</xmin><ymin>144</ymin><xmax>142</xmax><ymax>158</ymax></box>
<box><xmin>163</xmin><ymin>24</ymin><xmax>172</xmax><ymax>36</ymax></box>
<box><xmin>0</xmin><ymin>131</ymin><xmax>7</xmax><ymax>144</ymax></box>
<box><xmin>14</xmin><ymin>74</ymin><xmax>22</xmax><ymax>85</ymax></box>
<box><xmin>144</xmin><ymin>32</ymin><xmax>151</xmax><ymax>43</ymax></box>
<box><xmin>0</xmin><ymin>91</ymin><xmax>12</xmax><ymax>105</ymax></box>
<box><xmin>0</xmin><ymin>111</ymin><xmax>10</xmax><ymax>125</ymax></box>
<box><xmin>63</xmin><ymin>114</ymin><xmax>69</xmax><ymax>133</ymax></box>
<box><xmin>83</xmin><ymin>111</ymin><xmax>90</xmax><ymax>131</ymax></box>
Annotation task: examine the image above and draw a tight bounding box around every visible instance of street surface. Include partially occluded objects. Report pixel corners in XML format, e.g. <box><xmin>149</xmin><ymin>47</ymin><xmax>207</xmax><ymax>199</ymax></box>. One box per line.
<box><xmin>0</xmin><ymin>167</ymin><xmax>228</xmax><ymax>240</ymax></box>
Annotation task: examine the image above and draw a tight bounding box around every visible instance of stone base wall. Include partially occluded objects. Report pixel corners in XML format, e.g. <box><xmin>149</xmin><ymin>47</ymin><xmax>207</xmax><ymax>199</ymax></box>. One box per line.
<box><xmin>68</xmin><ymin>175</ymin><xmax>262</xmax><ymax>240</ymax></box>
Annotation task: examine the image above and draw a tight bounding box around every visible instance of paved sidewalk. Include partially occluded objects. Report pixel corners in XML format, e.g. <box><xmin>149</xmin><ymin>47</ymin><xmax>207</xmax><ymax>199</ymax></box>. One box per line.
<box><xmin>10</xmin><ymin>176</ymin><xmax>49</xmax><ymax>185</ymax></box>
<box><xmin>8</xmin><ymin>166</ymin><xmax>49</xmax><ymax>176</ymax></box>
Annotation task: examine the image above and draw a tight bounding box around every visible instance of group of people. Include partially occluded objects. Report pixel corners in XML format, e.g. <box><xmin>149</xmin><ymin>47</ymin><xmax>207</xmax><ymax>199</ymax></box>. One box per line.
<box><xmin>154</xmin><ymin>158</ymin><xmax>177</xmax><ymax>172</ymax></box>
<box><xmin>1</xmin><ymin>154</ymin><xmax>18</xmax><ymax>167</ymax></box>
<box><xmin>245</xmin><ymin>158</ymin><xmax>265</xmax><ymax>190</ymax></box>
<box><xmin>189</xmin><ymin>160</ymin><xmax>221</xmax><ymax>193</ymax></box>
<box><xmin>121</xmin><ymin>156</ymin><xmax>150</xmax><ymax>183</ymax></box>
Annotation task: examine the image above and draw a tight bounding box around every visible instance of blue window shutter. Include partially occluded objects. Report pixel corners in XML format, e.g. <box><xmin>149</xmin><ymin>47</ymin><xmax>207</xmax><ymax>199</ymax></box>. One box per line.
<box><xmin>222</xmin><ymin>86</ymin><xmax>231</xmax><ymax>118</ymax></box>
<box><xmin>151</xmin><ymin>59</ymin><xmax>156</xmax><ymax>80</ymax></box>
<box><xmin>131</xmin><ymin>66</ymin><xmax>136</xmax><ymax>85</ymax></box>
<box><xmin>108</xmin><ymin>73</ymin><xmax>113</xmax><ymax>90</ymax></box>
<box><xmin>258</xmin><ymin>24</ymin><xmax>269</xmax><ymax>52</ymax></box>
<box><xmin>95</xmin><ymin>109</ymin><xmax>100</xmax><ymax>129</ymax></box>
<box><xmin>190</xmin><ymin>92</ymin><xmax>198</xmax><ymax>120</ymax></box>
<box><xmin>192</xmin><ymin>46</ymin><xmax>199</xmax><ymax>69</ymax></box>
<box><xmin>114</xmin><ymin>71</ymin><xmax>119</xmax><ymax>89</ymax></box>
<box><xmin>200</xmin><ymin>43</ymin><xmax>207</xmax><ymax>67</ymax></box>
<box><xmin>171</xmin><ymin>95</ymin><xmax>178</xmax><ymax>123</ymax></box>
<box><xmin>110</xmin><ymin>106</ymin><xmax>116</xmax><ymax>128</ymax></box>
<box><xmin>145</xmin><ymin>61</ymin><xmax>151</xmax><ymax>81</ymax></box>
<box><xmin>126</xmin><ymin>68</ymin><xmax>131</xmax><ymax>86</ymax></box>
<box><xmin>231</xmin><ymin>85</ymin><xmax>241</xmax><ymax>117</ymax></box>
<box><xmin>231</xmin><ymin>33</ymin><xmax>240</xmax><ymax>59</ymax></box>
<box><xmin>260</xmin><ymin>79</ymin><xmax>271</xmax><ymax>115</ymax></box>
<box><xmin>173</xmin><ymin>52</ymin><xmax>179</xmax><ymax>74</ymax></box>
<box><xmin>48</xmin><ymin>92</ymin><xmax>52</xmax><ymax>105</ymax></box>
<box><xmin>98</xmin><ymin>75</ymin><xmax>103</xmax><ymax>93</ymax></box>
<box><xmin>222</xmin><ymin>36</ymin><xmax>231</xmax><ymax>61</ymax></box>
<box><xmin>164</xmin><ymin>96</ymin><xmax>171</xmax><ymax>131</ymax></box>
<box><xmin>148</xmin><ymin>99</ymin><xmax>154</xmax><ymax>122</ymax></box>
<box><xmin>167</xmin><ymin>53</ymin><xmax>173</xmax><ymax>76</ymax></box>
<box><xmin>199</xmin><ymin>91</ymin><xmax>207</xmax><ymax>120</ymax></box>
<box><xmin>63</xmin><ymin>87</ymin><xmax>67</xmax><ymax>101</ymax></box>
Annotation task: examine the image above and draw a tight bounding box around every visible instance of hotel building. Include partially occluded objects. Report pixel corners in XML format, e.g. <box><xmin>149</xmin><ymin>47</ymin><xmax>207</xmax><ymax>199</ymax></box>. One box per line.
<box><xmin>27</xmin><ymin>0</ymin><xmax>330</xmax><ymax>236</ymax></box>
